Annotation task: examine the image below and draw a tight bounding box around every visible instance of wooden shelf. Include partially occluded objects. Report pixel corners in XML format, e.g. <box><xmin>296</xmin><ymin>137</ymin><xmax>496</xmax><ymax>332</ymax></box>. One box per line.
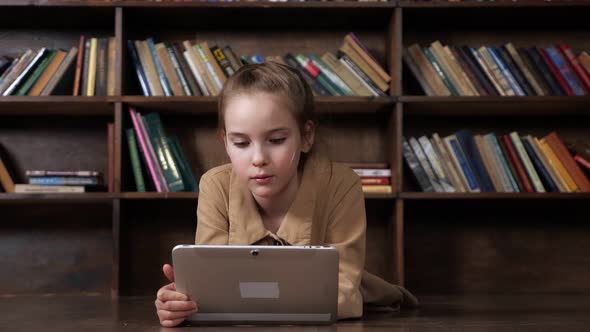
<box><xmin>122</xmin><ymin>96</ymin><xmax>395</xmax><ymax>114</ymax></box>
<box><xmin>400</xmin><ymin>96</ymin><xmax>590</xmax><ymax>116</ymax></box>
<box><xmin>0</xmin><ymin>1</ymin><xmax>396</xmax><ymax>8</ymax></box>
<box><xmin>400</xmin><ymin>192</ymin><xmax>590</xmax><ymax>200</ymax></box>
<box><xmin>0</xmin><ymin>193</ymin><xmax>116</xmax><ymax>204</ymax></box>
<box><xmin>120</xmin><ymin>192</ymin><xmax>199</xmax><ymax>200</ymax></box>
<box><xmin>399</xmin><ymin>0</ymin><xmax>590</xmax><ymax>8</ymax></box>
<box><xmin>0</xmin><ymin>97</ymin><xmax>115</xmax><ymax>116</ymax></box>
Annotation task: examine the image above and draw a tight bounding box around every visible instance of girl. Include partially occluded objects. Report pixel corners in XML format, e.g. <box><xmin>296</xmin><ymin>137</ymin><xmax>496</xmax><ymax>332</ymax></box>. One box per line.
<box><xmin>155</xmin><ymin>62</ymin><xmax>417</xmax><ymax>327</ymax></box>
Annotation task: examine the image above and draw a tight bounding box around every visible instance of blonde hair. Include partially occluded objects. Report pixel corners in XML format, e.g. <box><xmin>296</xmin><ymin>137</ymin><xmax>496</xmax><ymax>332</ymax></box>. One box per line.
<box><xmin>217</xmin><ymin>62</ymin><xmax>316</xmax><ymax>141</ymax></box>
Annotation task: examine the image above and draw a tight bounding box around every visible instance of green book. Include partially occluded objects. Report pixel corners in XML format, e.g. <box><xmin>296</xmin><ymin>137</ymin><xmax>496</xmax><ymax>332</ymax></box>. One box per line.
<box><xmin>142</xmin><ymin>112</ymin><xmax>185</xmax><ymax>192</ymax></box>
<box><xmin>168</xmin><ymin>135</ymin><xmax>199</xmax><ymax>192</ymax></box>
<box><xmin>309</xmin><ymin>53</ymin><xmax>353</xmax><ymax>96</ymax></box>
<box><xmin>14</xmin><ymin>50</ymin><xmax>56</xmax><ymax>96</ymax></box>
<box><xmin>126</xmin><ymin>128</ymin><xmax>146</xmax><ymax>192</ymax></box>
<box><xmin>423</xmin><ymin>47</ymin><xmax>459</xmax><ymax>96</ymax></box>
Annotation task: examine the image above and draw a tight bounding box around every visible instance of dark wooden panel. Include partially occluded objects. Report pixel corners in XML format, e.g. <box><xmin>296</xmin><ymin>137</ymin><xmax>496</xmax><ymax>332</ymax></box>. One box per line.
<box><xmin>0</xmin><ymin>202</ymin><xmax>112</xmax><ymax>294</ymax></box>
<box><xmin>404</xmin><ymin>198</ymin><xmax>590</xmax><ymax>293</ymax></box>
<box><xmin>118</xmin><ymin>199</ymin><xmax>197</xmax><ymax>296</ymax></box>
<box><xmin>0</xmin><ymin>115</ymin><xmax>113</xmax><ymax>185</ymax></box>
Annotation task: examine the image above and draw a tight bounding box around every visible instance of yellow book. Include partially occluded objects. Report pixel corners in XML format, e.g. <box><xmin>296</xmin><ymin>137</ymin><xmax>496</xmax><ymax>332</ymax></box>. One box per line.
<box><xmin>0</xmin><ymin>155</ymin><xmax>15</xmax><ymax>193</ymax></box>
<box><xmin>539</xmin><ymin>138</ymin><xmax>578</xmax><ymax>192</ymax></box>
<box><xmin>86</xmin><ymin>37</ymin><xmax>98</xmax><ymax>96</ymax></box>
<box><xmin>362</xmin><ymin>185</ymin><xmax>392</xmax><ymax>194</ymax></box>
<box><xmin>530</xmin><ymin>136</ymin><xmax>567</xmax><ymax>192</ymax></box>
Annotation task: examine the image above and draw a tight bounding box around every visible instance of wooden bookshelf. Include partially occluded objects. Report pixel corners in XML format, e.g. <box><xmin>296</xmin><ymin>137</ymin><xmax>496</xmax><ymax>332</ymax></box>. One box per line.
<box><xmin>2</xmin><ymin>2</ymin><xmax>590</xmax><ymax>300</ymax></box>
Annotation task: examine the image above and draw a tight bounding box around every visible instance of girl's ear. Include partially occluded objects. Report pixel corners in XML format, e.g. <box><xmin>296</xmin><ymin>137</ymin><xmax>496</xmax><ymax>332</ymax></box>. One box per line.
<box><xmin>301</xmin><ymin>120</ymin><xmax>315</xmax><ymax>153</ymax></box>
<box><xmin>219</xmin><ymin>129</ymin><xmax>228</xmax><ymax>150</ymax></box>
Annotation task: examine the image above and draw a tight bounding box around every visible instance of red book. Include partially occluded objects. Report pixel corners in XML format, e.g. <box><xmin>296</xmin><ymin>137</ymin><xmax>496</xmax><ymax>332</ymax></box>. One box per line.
<box><xmin>361</xmin><ymin>177</ymin><xmax>390</xmax><ymax>185</ymax></box>
<box><xmin>72</xmin><ymin>35</ymin><xmax>85</xmax><ymax>96</ymax></box>
<box><xmin>538</xmin><ymin>46</ymin><xmax>573</xmax><ymax>96</ymax></box>
<box><xmin>543</xmin><ymin>131</ymin><xmax>590</xmax><ymax>192</ymax></box>
<box><xmin>502</xmin><ymin>135</ymin><xmax>534</xmax><ymax>193</ymax></box>
<box><xmin>558</xmin><ymin>44</ymin><xmax>590</xmax><ymax>93</ymax></box>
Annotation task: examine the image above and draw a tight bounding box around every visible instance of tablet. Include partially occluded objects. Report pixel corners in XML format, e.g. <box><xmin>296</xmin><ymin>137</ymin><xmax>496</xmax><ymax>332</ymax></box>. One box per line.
<box><xmin>172</xmin><ymin>245</ymin><xmax>339</xmax><ymax>325</ymax></box>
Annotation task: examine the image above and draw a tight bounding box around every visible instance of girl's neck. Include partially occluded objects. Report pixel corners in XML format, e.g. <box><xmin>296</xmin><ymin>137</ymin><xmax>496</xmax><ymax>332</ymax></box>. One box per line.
<box><xmin>254</xmin><ymin>169</ymin><xmax>301</xmax><ymax>221</ymax></box>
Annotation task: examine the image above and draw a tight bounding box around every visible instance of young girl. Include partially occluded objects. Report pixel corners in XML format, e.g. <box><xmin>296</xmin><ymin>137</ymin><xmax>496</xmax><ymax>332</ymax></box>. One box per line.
<box><xmin>155</xmin><ymin>62</ymin><xmax>417</xmax><ymax>327</ymax></box>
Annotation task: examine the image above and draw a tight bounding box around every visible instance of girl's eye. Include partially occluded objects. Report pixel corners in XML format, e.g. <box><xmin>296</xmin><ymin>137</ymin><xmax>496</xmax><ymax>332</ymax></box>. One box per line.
<box><xmin>269</xmin><ymin>137</ymin><xmax>286</xmax><ymax>144</ymax></box>
<box><xmin>233</xmin><ymin>141</ymin><xmax>249</xmax><ymax>148</ymax></box>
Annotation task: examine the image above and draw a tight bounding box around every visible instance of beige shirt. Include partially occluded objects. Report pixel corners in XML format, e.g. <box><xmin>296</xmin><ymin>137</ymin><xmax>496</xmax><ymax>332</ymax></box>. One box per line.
<box><xmin>195</xmin><ymin>156</ymin><xmax>418</xmax><ymax>319</ymax></box>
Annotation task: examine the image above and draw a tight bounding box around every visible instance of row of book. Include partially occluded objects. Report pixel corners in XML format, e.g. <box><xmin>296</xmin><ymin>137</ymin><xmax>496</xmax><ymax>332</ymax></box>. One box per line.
<box><xmin>0</xmin><ymin>163</ymin><xmax>105</xmax><ymax>193</ymax></box>
<box><xmin>0</xmin><ymin>36</ymin><xmax>116</xmax><ymax>97</ymax></box>
<box><xmin>343</xmin><ymin>162</ymin><xmax>393</xmax><ymax>194</ymax></box>
<box><xmin>404</xmin><ymin>41</ymin><xmax>590</xmax><ymax>96</ymax></box>
<box><xmin>403</xmin><ymin>130</ymin><xmax>590</xmax><ymax>193</ymax></box>
<box><xmin>127</xmin><ymin>107</ymin><xmax>198</xmax><ymax>192</ymax></box>
<box><xmin>128</xmin><ymin>32</ymin><xmax>390</xmax><ymax>97</ymax></box>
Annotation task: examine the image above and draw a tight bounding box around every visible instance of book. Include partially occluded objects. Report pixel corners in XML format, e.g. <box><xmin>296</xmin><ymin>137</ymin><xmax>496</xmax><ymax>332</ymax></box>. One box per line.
<box><xmin>126</xmin><ymin>128</ymin><xmax>147</xmax><ymax>192</ymax></box>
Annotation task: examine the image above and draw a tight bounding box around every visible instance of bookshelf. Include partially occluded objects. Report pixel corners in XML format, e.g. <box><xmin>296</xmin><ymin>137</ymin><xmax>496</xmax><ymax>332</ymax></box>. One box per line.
<box><xmin>1</xmin><ymin>1</ymin><xmax>590</xmax><ymax>299</ymax></box>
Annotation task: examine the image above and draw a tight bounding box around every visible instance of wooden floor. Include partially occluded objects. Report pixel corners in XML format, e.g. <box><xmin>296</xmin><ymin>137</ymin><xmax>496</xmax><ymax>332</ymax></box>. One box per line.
<box><xmin>2</xmin><ymin>294</ymin><xmax>590</xmax><ymax>331</ymax></box>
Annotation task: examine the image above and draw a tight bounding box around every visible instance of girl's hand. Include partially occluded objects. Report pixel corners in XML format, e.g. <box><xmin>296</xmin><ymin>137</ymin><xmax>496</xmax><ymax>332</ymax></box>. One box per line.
<box><xmin>155</xmin><ymin>263</ymin><xmax>198</xmax><ymax>327</ymax></box>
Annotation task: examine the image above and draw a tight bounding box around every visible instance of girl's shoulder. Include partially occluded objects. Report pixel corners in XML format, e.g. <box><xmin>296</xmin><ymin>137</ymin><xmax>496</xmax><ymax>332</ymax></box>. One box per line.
<box><xmin>199</xmin><ymin>163</ymin><xmax>233</xmax><ymax>191</ymax></box>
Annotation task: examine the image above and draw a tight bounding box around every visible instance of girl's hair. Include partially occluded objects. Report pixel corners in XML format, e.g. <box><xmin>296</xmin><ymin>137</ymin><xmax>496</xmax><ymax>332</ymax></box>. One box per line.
<box><xmin>217</xmin><ymin>62</ymin><xmax>316</xmax><ymax>144</ymax></box>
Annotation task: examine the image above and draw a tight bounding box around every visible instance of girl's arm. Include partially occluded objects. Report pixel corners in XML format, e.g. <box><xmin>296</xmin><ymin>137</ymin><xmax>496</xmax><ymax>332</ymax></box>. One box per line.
<box><xmin>195</xmin><ymin>174</ymin><xmax>230</xmax><ymax>245</ymax></box>
<box><xmin>325</xmin><ymin>174</ymin><xmax>367</xmax><ymax>319</ymax></box>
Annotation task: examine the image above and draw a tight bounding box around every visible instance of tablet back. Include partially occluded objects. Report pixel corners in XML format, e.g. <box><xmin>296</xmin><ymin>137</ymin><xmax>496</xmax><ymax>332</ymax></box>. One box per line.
<box><xmin>172</xmin><ymin>245</ymin><xmax>339</xmax><ymax>325</ymax></box>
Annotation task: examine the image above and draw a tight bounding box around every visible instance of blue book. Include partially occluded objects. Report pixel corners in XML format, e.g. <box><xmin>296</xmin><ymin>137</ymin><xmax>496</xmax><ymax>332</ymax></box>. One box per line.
<box><xmin>455</xmin><ymin>129</ymin><xmax>495</xmax><ymax>192</ymax></box>
<box><xmin>545</xmin><ymin>46</ymin><xmax>586</xmax><ymax>96</ymax></box>
<box><xmin>488</xmin><ymin>47</ymin><xmax>525</xmax><ymax>96</ymax></box>
<box><xmin>146</xmin><ymin>38</ymin><xmax>173</xmax><ymax>96</ymax></box>
<box><xmin>127</xmin><ymin>40</ymin><xmax>151</xmax><ymax>96</ymax></box>
<box><xmin>486</xmin><ymin>133</ymin><xmax>519</xmax><ymax>192</ymax></box>
<box><xmin>522</xmin><ymin>137</ymin><xmax>559</xmax><ymax>192</ymax></box>
<box><xmin>446</xmin><ymin>135</ymin><xmax>480</xmax><ymax>192</ymax></box>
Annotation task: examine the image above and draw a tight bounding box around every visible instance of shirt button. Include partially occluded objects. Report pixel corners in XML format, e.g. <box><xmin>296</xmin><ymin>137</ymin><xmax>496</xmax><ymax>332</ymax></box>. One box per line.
<box><xmin>273</xmin><ymin>240</ymin><xmax>282</xmax><ymax>246</ymax></box>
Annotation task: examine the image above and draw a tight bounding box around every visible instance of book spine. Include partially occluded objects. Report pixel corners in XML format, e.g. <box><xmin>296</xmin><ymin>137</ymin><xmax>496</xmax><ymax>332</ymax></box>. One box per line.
<box><xmin>86</xmin><ymin>38</ymin><xmax>97</xmax><ymax>96</ymax></box>
<box><xmin>127</xmin><ymin>40</ymin><xmax>151</xmax><ymax>96</ymax></box>
<box><xmin>14</xmin><ymin>184</ymin><xmax>84</xmax><ymax>193</ymax></box>
<box><xmin>504</xmin><ymin>43</ymin><xmax>545</xmax><ymax>96</ymax></box>
<box><xmin>147</xmin><ymin>38</ymin><xmax>173</xmax><ymax>96</ymax></box>
<box><xmin>488</xmin><ymin>46</ymin><xmax>524</xmax><ymax>96</ymax></box>
<box><xmin>73</xmin><ymin>35</ymin><xmax>86</xmax><ymax>96</ymax></box>
<box><xmin>129</xmin><ymin>107</ymin><xmax>164</xmax><ymax>192</ymax></box>
<box><xmin>545</xmin><ymin>46</ymin><xmax>586</xmax><ymax>96</ymax></box>
<box><xmin>211</xmin><ymin>45</ymin><xmax>236</xmax><ymax>78</ymax></box>
<box><xmin>455</xmin><ymin>130</ymin><xmax>495</xmax><ymax>192</ymax></box>
<box><xmin>522</xmin><ymin>137</ymin><xmax>558</xmax><ymax>192</ymax></box>
<box><xmin>409</xmin><ymin>137</ymin><xmax>444</xmax><ymax>193</ymax></box>
<box><xmin>15</xmin><ymin>51</ymin><xmax>55</xmax><ymax>96</ymax></box>
<box><xmin>502</xmin><ymin>135</ymin><xmax>534</xmax><ymax>193</ymax></box>
<box><xmin>340</xmin><ymin>55</ymin><xmax>385</xmax><ymax>96</ymax></box>
<box><xmin>182</xmin><ymin>47</ymin><xmax>210</xmax><ymax>96</ymax></box>
<box><xmin>3</xmin><ymin>48</ymin><xmax>47</xmax><ymax>96</ymax></box>
<box><xmin>309</xmin><ymin>54</ymin><xmax>354</xmax><ymax>96</ymax></box>
<box><xmin>402</xmin><ymin>50</ymin><xmax>436</xmax><ymax>96</ymax></box>
<box><xmin>423</xmin><ymin>47</ymin><xmax>459</xmax><ymax>96</ymax></box>
<box><xmin>488</xmin><ymin>134</ymin><xmax>519</xmax><ymax>192</ymax></box>
<box><xmin>559</xmin><ymin>44</ymin><xmax>590</xmax><ymax>93</ymax></box>
<box><xmin>418</xmin><ymin>136</ymin><xmax>455</xmax><ymax>192</ymax></box>
<box><xmin>26</xmin><ymin>170</ymin><xmax>100</xmax><ymax>177</ymax></box>
<box><xmin>169</xmin><ymin>136</ymin><xmax>199</xmax><ymax>192</ymax></box>
<box><xmin>143</xmin><ymin>112</ymin><xmax>185</xmax><ymax>192</ymax></box>
<box><xmin>126</xmin><ymin>128</ymin><xmax>147</xmax><ymax>192</ymax></box>
<box><xmin>402</xmin><ymin>137</ymin><xmax>434</xmax><ymax>192</ymax></box>
<box><xmin>284</xmin><ymin>53</ymin><xmax>330</xmax><ymax>96</ymax></box>
<box><xmin>194</xmin><ymin>43</ymin><xmax>223</xmax><ymax>92</ymax></box>
<box><xmin>469</xmin><ymin>47</ymin><xmax>506</xmax><ymax>96</ymax></box>
<box><xmin>28</xmin><ymin>177</ymin><xmax>100</xmax><ymax>186</ymax></box>
<box><xmin>538</xmin><ymin>47</ymin><xmax>572</xmax><ymax>96</ymax></box>
<box><xmin>497</xmin><ymin>46</ymin><xmax>535</xmax><ymax>96</ymax></box>
<box><xmin>445</xmin><ymin>136</ymin><xmax>480</xmax><ymax>192</ymax></box>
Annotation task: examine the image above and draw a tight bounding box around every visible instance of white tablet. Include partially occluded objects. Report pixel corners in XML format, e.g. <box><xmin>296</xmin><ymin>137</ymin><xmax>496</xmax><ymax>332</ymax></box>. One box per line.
<box><xmin>172</xmin><ymin>244</ymin><xmax>339</xmax><ymax>325</ymax></box>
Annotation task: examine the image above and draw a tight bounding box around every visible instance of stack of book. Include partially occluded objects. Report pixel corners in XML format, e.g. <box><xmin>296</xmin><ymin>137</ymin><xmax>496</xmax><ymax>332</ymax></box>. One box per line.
<box><xmin>404</xmin><ymin>41</ymin><xmax>590</xmax><ymax>96</ymax></box>
<box><xmin>343</xmin><ymin>162</ymin><xmax>392</xmax><ymax>193</ymax></box>
<box><xmin>126</xmin><ymin>107</ymin><xmax>199</xmax><ymax>192</ymax></box>
<box><xmin>403</xmin><ymin>130</ymin><xmax>590</xmax><ymax>193</ymax></box>
<box><xmin>128</xmin><ymin>32</ymin><xmax>390</xmax><ymax>97</ymax></box>
<box><xmin>0</xmin><ymin>35</ymin><xmax>116</xmax><ymax>97</ymax></box>
<box><xmin>17</xmin><ymin>170</ymin><xmax>104</xmax><ymax>193</ymax></box>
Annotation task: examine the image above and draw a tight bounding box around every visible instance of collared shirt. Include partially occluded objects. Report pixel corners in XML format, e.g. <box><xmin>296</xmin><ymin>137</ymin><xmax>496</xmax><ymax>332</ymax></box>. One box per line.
<box><xmin>195</xmin><ymin>156</ymin><xmax>418</xmax><ymax>319</ymax></box>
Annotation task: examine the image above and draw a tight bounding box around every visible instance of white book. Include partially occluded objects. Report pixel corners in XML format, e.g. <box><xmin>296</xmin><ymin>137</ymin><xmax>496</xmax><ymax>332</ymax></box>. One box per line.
<box><xmin>15</xmin><ymin>184</ymin><xmax>85</xmax><ymax>193</ymax></box>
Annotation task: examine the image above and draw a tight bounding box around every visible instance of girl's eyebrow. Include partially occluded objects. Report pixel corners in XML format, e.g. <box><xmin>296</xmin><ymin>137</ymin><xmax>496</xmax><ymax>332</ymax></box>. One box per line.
<box><xmin>228</xmin><ymin>128</ymin><xmax>291</xmax><ymax>137</ymax></box>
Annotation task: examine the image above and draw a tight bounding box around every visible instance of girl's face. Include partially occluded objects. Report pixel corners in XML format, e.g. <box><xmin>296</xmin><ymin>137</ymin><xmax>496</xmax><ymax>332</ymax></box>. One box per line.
<box><xmin>223</xmin><ymin>92</ymin><xmax>313</xmax><ymax>199</ymax></box>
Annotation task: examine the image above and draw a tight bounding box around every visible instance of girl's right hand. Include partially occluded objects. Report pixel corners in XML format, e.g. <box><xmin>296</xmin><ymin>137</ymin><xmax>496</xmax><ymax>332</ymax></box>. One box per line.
<box><xmin>155</xmin><ymin>263</ymin><xmax>198</xmax><ymax>327</ymax></box>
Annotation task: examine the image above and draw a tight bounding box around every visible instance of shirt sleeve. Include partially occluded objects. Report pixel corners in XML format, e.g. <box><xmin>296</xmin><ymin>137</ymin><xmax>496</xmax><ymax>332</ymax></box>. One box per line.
<box><xmin>325</xmin><ymin>172</ymin><xmax>367</xmax><ymax>319</ymax></box>
<box><xmin>195</xmin><ymin>174</ymin><xmax>230</xmax><ymax>245</ymax></box>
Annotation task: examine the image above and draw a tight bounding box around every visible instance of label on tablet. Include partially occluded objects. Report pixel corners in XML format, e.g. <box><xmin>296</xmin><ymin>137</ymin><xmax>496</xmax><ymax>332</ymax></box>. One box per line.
<box><xmin>239</xmin><ymin>282</ymin><xmax>280</xmax><ymax>298</ymax></box>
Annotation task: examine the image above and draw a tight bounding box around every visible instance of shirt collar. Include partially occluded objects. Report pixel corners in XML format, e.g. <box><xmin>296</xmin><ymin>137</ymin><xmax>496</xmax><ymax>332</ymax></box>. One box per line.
<box><xmin>227</xmin><ymin>156</ymin><xmax>323</xmax><ymax>245</ymax></box>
